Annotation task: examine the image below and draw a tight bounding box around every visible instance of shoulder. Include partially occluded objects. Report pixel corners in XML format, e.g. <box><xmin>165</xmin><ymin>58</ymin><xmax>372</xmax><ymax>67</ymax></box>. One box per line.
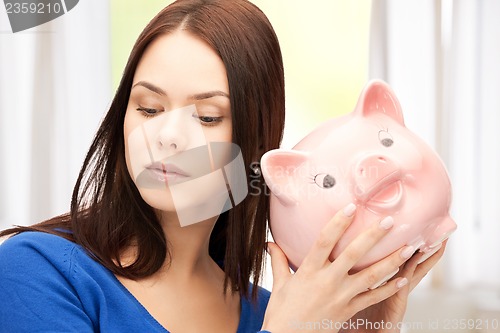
<box><xmin>0</xmin><ymin>231</ymin><xmax>109</xmax><ymax>283</ymax></box>
<box><xmin>0</xmin><ymin>231</ymin><xmax>103</xmax><ymax>292</ymax></box>
<box><xmin>0</xmin><ymin>231</ymin><xmax>76</xmax><ymax>271</ymax></box>
<box><xmin>0</xmin><ymin>231</ymin><xmax>142</xmax><ymax>331</ymax></box>
<box><xmin>0</xmin><ymin>232</ymin><xmax>99</xmax><ymax>330</ymax></box>
<box><xmin>0</xmin><ymin>230</ymin><xmax>74</xmax><ymax>250</ymax></box>
<box><xmin>0</xmin><ymin>231</ymin><xmax>120</xmax><ymax>300</ymax></box>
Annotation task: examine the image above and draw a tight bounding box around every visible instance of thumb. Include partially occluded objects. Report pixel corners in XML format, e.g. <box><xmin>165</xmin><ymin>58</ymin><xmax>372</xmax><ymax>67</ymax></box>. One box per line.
<box><xmin>267</xmin><ymin>242</ymin><xmax>292</xmax><ymax>290</ymax></box>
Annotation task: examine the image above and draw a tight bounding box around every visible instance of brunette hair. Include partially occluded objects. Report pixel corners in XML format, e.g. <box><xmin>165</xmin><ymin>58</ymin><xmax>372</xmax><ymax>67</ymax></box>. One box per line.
<box><xmin>0</xmin><ymin>0</ymin><xmax>285</xmax><ymax>299</ymax></box>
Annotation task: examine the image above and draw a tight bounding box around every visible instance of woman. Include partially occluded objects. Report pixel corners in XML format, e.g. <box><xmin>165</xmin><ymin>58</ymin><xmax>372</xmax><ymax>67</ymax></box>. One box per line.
<box><xmin>0</xmin><ymin>1</ymin><xmax>445</xmax><ymax>332</ymax></box>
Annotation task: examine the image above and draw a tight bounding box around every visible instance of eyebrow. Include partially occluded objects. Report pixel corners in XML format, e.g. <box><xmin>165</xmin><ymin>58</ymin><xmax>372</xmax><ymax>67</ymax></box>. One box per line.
<box><xmin>132</xmin><ymin>81</ymin><xmax>166</xmax><ymax>96</ymax></box>
<box><xmin>132</xmin><ymin>81</ymin><xmax>229</xmax><ymax>100</ymax></box>
<box><xmin>188</xmin><ymin>91</ymin><xmax>230</xmax><ymax>100</ymax></box>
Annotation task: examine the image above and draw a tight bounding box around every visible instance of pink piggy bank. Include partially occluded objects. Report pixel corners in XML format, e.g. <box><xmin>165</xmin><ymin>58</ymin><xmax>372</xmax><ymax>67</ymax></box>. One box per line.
<box><xmin>261</xmin><ymin>80</ymin><xmax>456</xmax><ymax>273</ymax></box>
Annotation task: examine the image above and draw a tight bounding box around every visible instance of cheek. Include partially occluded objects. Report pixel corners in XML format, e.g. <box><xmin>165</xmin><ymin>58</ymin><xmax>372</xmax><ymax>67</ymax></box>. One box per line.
<box><xmin>226</xmin><ymin>123</ymin><xmax>233</xmax><ymax>142</ymax></box>
<box><xmin>205</xmin><ymin>122</ymin><xmax>232</xmax><ymax>143</ymax></box>
<box><xmin>123</xmin><ymin>112</ymin><xmax>151</xmax><ymax>181</ymax></box>
<box><xmin>123</xmin><ymin>114</ymin><xmax>133</xmax><ymax>176</ymax></box>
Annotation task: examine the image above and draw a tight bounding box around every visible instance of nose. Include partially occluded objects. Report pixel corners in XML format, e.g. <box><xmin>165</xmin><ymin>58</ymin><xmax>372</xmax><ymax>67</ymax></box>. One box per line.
<box><xmin>156</xmin><ymin>114</ymin><xmax>187</xmax><ymax>153</ymax></box>
<box><xmin>158</xmin><ymin>139</ymin><xmax>178</xmax><ymax>150</ymax></box>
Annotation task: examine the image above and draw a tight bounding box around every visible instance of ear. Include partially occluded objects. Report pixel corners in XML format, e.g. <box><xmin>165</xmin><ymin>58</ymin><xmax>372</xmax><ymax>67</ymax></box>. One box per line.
<box><xmin>354</xmin><ymin>79</ymin><xmax>405</xmax><ymax>125</ymax></box>
<box><xmin>260</xmin><ymin>149</ymin><xmax>309</xmax><ymax>206</ymax></box>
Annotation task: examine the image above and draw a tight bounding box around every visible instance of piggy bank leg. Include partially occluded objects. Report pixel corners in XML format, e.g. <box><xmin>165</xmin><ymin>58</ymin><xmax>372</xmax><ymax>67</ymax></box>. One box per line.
<box><xmin>417</xmin><ymin>242</ymin><xmax>442</xmax><ymax>264</ymax></box>
<box><xmin>418</xmin><ymin>216</ymin><xmax>456</xmax><ymax>264</ymax></box>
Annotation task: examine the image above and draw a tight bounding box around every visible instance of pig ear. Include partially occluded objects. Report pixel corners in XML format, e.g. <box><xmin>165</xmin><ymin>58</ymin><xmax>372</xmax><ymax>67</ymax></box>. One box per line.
<box><xmin>260</xmin><ymin>149</ymin><xmax>309</xmax><ymax>206</ymax></box>
<box><xmin>355</xmin><ymin>80</ymin><xmax>405</xmax><ymax>125</ymax></box>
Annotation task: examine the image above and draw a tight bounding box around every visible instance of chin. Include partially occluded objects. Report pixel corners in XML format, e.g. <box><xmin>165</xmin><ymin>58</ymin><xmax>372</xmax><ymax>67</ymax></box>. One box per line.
<box><xmin>139</xmin><ymin>187</ymin><xmax>177</xmax><ymax>212</ymax></box>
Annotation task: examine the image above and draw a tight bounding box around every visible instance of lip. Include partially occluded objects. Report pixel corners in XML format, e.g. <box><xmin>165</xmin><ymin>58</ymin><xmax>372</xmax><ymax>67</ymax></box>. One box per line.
<box><xmin>145</xmin><ymin>162</ymin><xmax>190</xmax><ymax>184</ymax></box>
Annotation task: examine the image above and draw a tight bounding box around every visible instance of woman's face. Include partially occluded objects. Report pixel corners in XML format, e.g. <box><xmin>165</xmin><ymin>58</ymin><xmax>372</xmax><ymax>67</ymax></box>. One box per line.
<box><xmin>124</xmin><ymin>30</ymin><xmax>233</xmax><ymax>224</ymax></box>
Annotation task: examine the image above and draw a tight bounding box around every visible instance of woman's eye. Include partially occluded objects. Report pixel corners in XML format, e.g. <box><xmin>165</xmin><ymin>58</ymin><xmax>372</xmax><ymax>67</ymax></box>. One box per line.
<box><xmin>137</xmin><ymin>106</ymin><xmax>162</xmax><ymax>118</ymax></box>
<box><xmin>194</xmin><ymin>115</ymin><xmax>223</xmax><ymax>126</ymax></box>
<box><xmin>314</xmin><ymin>173</ymin><xmax>336</xmax><ymax>189</ymax></box>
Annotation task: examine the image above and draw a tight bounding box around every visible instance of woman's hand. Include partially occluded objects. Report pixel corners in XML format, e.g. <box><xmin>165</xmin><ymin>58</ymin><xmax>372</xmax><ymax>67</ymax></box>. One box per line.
<box><xmin>261</xmin><ymin>204</ymin><xmax>415</xmax><ymax>333</ymax></box>
<box><xmin>342</xmin><ymin>241</ymin><xmax>447</xmax><ymax>333</ymax></box>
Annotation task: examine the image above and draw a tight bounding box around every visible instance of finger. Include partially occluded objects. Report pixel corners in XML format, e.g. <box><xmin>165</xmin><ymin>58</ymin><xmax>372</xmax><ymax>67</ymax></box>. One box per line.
<box><xmin>331</xmin><ymin>215</ymin><xmax>394</xmax><ymax>273</ymax></box>
<box><xmin>394</xmin><ymin>249</ymin><xmax>421</xmax><ymax>294</ymax></box>
<box><xmin>350</xmin><ymin>244</ymin><xmax>416</xmax><ymax>292</ymax></box>
<box><xmin>409</xmin><ymin>240</ymin><xmax>447</xmax><ymax>291</ymax></box>
<box><xmin>267</xmin><ymin>242</ymin><xmax>292</xmax><ymax>290</ymax></box>
<box><xmin>400</xmin><ymin>251</ymin><xmax>421</xmax><ymax>278</ymax></box>
<box><xmin>349</xmin><ymin>276</ymin><xmax>409</xmax><ymax>312</ymax></box>
<box><xmin>300</xmin><ymin>203</ymin><xmax>357</xmax><ymax>270</ymax></box>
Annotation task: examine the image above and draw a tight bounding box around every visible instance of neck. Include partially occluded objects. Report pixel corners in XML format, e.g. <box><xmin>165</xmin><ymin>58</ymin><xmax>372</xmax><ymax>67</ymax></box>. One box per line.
<box><xmin>156</xmin><ymin>211</ymin><xmax>221</xmax><ymax>279</ymax></box>
<box><xmin>118</xmin><ymin>211</ymin><xmax>225</xmax><ymax>286</ymax></box>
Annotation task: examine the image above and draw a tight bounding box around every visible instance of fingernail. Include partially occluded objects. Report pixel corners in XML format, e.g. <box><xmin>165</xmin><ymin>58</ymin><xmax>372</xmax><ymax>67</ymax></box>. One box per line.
<box><xmin>401</xmin><ymin>245</ymin><xmax>415</xmax><ymax>259</ymax></box>
<box><xmin>343</xmin><ymin>203</ymin><xmax>357</xmax><ymax>217</ymax></box>
<box><xmin>397</xmin><ymin>277</ymin><xmax>408</xmax><ymax>288</ymax></box>
<box><xmin>379</xmin><ymin>216</ymin><xmax>394</xmax><ymax>229</ymax></box>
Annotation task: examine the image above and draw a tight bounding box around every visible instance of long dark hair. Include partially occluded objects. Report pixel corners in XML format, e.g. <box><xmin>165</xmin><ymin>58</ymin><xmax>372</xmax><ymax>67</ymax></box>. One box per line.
<box><xmin>0</xmin><ymin>0</ymin><xmax>285</xmax><ymax>299</ymax></box>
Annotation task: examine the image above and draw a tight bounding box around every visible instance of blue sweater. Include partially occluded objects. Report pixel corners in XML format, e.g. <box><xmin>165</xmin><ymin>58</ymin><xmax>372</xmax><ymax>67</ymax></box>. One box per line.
<box><xmin>0</xmin><ymin>232</ymin><xmax>271</xmax><ymax>332</ymax></box>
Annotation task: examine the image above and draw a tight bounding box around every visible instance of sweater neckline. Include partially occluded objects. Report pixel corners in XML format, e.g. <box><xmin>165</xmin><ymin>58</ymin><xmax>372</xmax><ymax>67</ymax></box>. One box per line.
<box><xmin>107</xmin><ymin>270</ymin><xmax>247</xmax><ymax>332</ymax></box>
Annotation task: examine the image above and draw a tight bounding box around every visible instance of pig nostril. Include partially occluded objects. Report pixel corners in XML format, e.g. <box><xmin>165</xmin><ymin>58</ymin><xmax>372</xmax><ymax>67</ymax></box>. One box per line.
<box><xmin>378</xmin><ymin>157</ymin><xmax>386</xmax><ymax>163</ymax></box>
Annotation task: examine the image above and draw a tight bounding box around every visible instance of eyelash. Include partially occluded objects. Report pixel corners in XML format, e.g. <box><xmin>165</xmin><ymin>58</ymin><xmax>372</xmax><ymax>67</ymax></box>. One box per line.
<box><xmin>193</xmin><ymin>115</ymin><xmax>223</xmax><ymax>126</ymax></box>
<box><xmin>136</xmin><ymin>106</ymin><xmax>162</xmax><ymax>118</ymax></box>
<box><xmin>136</xmin><ymin>106</ymin><xmax>223</xmax><ymax>126</ymax></box>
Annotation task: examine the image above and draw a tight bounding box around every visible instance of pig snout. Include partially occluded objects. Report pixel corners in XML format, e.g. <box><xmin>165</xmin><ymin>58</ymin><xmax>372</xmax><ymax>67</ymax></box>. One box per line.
<box><xmin>353</xmin><ymin>154</ymin><xmax>403</xmax><ymax>208</ymax></box>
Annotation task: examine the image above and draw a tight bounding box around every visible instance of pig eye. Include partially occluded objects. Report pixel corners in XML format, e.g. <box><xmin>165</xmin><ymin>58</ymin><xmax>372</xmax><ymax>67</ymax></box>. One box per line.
<box><xmin>314</xmin><ymin>173</ymin><xmax>336</xmax><ymax>189</ymax></box>
<box><xmin>378</xmin><ymin>130</ymin><xmax>394</xmax><ymax>147</ymax></box>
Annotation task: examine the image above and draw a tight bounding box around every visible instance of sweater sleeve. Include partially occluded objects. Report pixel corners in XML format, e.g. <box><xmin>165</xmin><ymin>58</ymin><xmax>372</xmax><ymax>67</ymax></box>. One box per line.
<box><xmin>0</xmin><ymin>233</ymin><xmax>94</xmax><ymax>332</ymax></box>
